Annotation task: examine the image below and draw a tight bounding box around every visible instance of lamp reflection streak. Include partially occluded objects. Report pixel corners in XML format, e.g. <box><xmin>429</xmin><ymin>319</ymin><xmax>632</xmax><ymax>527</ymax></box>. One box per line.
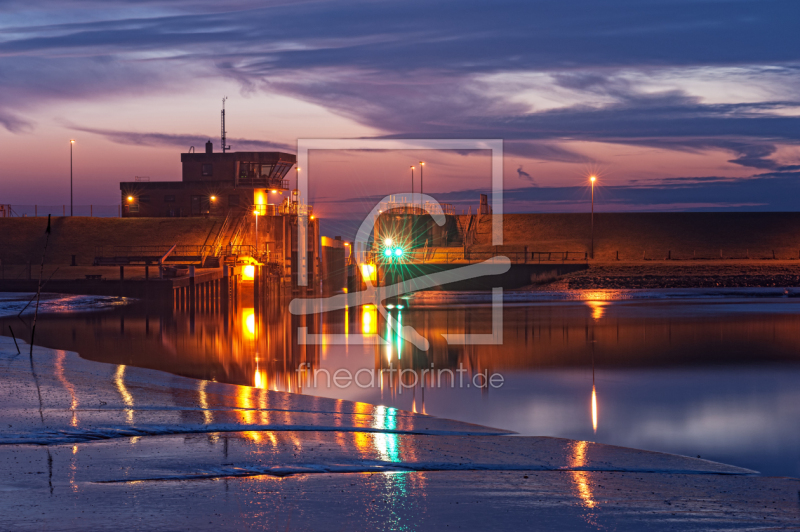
<box><xmin>570</xmin><ymin>440</ymin><xmax>597</xmax><ymax>510</ymax></box>
<box><xmin>54</xmin><ymin>350</ymin><xmax>79</xmax><ymax>427</ymax></box>
<box><xmin>198</xmin><ymin>380</ymin><xmax>213</xmax><ymax>425</ymax></box>
<box><xmin>114</xmin><ymin>365</ymin><xmax>134</xmax><ymax>425</ymax></box>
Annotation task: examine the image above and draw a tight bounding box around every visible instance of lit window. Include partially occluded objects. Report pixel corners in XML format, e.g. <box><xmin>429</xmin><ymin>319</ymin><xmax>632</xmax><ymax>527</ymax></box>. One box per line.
<box><xmin>202</xmin><ymin>164</ymin><xmax>213</xmax><ymax>176</ymax></box>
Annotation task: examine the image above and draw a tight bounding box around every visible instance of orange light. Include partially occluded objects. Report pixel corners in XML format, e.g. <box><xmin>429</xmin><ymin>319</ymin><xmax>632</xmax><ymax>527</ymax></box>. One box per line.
<box><xmin>296</xmin><ymin>167</ymin><xmax>301</xmax><ymax>172</ymax></box>
<box><xmin>243</xmin><ymin>264</ymin><xmax>255</xmax><ymax>280</ymax></box>
<box><xmin>310</xmin><ymin>215</ymin><xmax>315</xmax><ymax>220</ymax></box>
<box><xmin>253</xmin><ymin>210</ymin><xmax>258</xmax><ymax>215</ymax></box>
<box><xmin>210</xmin><ymin>195</ymin><xmax>216</xmax><ymax>201</ymax></box>
<box><xmin>127</xmin><ymin>196</ymin><xmax>133</xmax><ymax>202</ymax></box>
<box><xmin>70</xmin><ymin>139</ymin><xmax>75</xmax><ymax>144</ymax></box>
<box><xmin>590</xmin><ymin>176</ymin><xmax>596</xmax><ymax>183</ymax></box>
<box><xmin>420</xmin><ymin>161</ymin><xmax>425</xmax><ymax>166</ymax></box>
<box><xmin>271</xmin><ymin>189</ymin><xmax>277</xmax><ymax>193</ymax></box>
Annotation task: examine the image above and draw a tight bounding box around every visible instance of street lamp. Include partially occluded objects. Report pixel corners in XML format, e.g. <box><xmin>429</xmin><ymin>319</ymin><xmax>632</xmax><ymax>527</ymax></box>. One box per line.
<box><xmin>295</xmin><ymin>166</ymin><xmax>301</xmax><ymax>203</ymax></box>
<box><xmin>410</xmin><ymin>166</ymin><xmax>415</xmax><ymax>208</ymax></box>
<box><xmin>590</xmin><ymin>175</ymin><xmax>596</xmax><ymax>259</ymax></box>
<box><xmin>253</xmin><ymin>208</ymin><xmax>259</xmax><ymax>254</ymax></box>
<box><xmin>419</xmin><ymin>161</ymin><xmax>425</xmax><ymax>204</ymax></box>
<box><xmin>70</xmin><ymin>139</ymin><xmax>75</xmax><ymax>216</ymax></box>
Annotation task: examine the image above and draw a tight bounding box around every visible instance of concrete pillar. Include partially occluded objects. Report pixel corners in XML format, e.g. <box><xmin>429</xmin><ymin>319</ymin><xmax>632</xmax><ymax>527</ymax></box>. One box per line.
<box><xmin>189</xmin><ymin>265</ymin><xmax>196</xmax><ymax>309</ymax></box>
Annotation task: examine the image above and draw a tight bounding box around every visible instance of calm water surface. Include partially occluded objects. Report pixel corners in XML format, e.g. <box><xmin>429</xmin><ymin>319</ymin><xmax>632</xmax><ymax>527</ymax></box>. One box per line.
<box><xmin>4</xmin><ymin>293</ymin><xmax>800</xmax><ymax>477</ymax></box>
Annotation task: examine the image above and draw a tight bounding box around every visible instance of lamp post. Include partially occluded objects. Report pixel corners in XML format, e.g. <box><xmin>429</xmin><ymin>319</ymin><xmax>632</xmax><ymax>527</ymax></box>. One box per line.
<box><xmin>253</xmin><ymin>208</ymin><xmax>259</xmax><ymax>255</ymax></box>
<box><xmin>70</xmin><ymin>139</ymin><xmax>75</xmax><ymax>216</ymax></box>
<box><xmin>295</xmin><ymin>167</ymin><xmax>301</xmax><ymax>203</ymax></box>
<box><xmin>410</xmin><ymin>165</ymin><xmax>415</xmax><ymax>208</ymax></box>
<box><xmin>419</xmin><ymin>161</ymin><xmax>425</xmax><ymax>204</ymax></box>
<box><xmin>590</xmin><ymin>175</ymin><xmax>596</xmax><ymax>259</ymax></box>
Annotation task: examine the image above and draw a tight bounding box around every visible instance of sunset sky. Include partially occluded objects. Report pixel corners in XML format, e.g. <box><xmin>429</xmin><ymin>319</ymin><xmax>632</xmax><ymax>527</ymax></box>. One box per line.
<box><xmin>2</xmin><ymin>0</ymin><xmax>799</xmax><ymax>228</ymax></box>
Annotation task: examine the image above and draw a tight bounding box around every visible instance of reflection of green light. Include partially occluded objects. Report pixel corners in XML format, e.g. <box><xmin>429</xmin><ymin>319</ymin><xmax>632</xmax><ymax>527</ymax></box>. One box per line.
<box><xmin>394</xmin><ymin>248</ymin><xmax>403</xmax><ymax>257</ymax></box>
<box><xmin>396</xmin><ymin>311</ymin><xmax>402</xmax><ymax>360</ymax></box>
<box><xmin>372</xmin><ymin>406</ymin><xmax>400</xmax><ymax>462</ymax></box>
<box><xmin>384</xmin><ymin>248</ymin><xmax>392</xmax><ymax>257</ymax></box>
<box><xmin>385</xmin><ymin>316</ymin><xmax>393</xmax><ymax>361</ymax></box>
<box><xmin>396</xmin><ymin>305</ymin><xmax>404</xmax><ymax>310</ymax></box>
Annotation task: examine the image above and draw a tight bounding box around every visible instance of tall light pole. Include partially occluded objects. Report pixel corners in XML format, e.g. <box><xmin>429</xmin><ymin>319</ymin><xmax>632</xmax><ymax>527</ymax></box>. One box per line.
<box><xmin>253</xmin><ymin>208</ymin><xmax>259</xmax><ymax>255</ymax></box>
<box><xmin>295</xmin><ymin>166</ymin><xmax>301</xmax><ymax>202</ymax></box>
<box><xmin>590</xmin><ymin>175</ymin><xmax>596</xmax><ymax>259</ymax></box>
<box><xmin>410</xmin><ymin>165</ymin><xmax>415</xmax><ymax>208</ymax></box>
<box><xmin>70</xmin><ymin>139</ymin><xmax>75</xmax><ymax>216</ymax></box>
<box><xmin>419</xmin><ymin>161</ymin><xmax>425</xmax><ymax>204</ymax></box>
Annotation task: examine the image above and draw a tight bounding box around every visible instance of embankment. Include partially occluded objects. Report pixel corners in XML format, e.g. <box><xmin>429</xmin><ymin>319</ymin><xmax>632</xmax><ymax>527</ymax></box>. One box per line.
<box><xmin>463</xmin><ymin>212</ymin><xmax>800</xmax><ymax>261</ymax></box>
<box><xmin>0</xmin><ymin>217</ymin><xmax>222</xmax><ymax>267</ymax></box>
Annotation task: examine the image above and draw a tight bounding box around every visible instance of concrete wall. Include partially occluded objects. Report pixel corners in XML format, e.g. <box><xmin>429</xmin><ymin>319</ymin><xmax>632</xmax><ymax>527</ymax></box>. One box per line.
<box><xmin>0</xmin><ymin>217</ymin><xmax>221</xmax><ymax>266</ymax></box>
<box><xmin>460</xmin><ymin>212</ymin><xmax>800</xmax><ymax>261</ymax></box>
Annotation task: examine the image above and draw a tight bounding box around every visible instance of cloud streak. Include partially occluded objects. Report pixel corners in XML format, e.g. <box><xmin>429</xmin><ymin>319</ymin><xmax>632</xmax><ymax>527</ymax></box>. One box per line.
<box><xmin>1</xmin><ymin>0</ymin><xmax>799</xmax><ymax>197</ymax></box>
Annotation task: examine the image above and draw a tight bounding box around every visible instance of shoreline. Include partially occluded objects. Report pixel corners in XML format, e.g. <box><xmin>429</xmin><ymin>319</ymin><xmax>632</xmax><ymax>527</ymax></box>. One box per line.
<box><xmin>1</xmin><ymin>331</ymin><xmax>799</xmax><ymax>529</ymax></box>
<box><xmin>540</xmin><ymin>261</ymin><xmax>800</xmax><ymax>290</ymax></box>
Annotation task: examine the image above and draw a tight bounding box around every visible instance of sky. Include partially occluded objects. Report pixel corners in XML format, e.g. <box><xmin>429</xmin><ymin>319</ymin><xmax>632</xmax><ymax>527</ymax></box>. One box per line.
<box><xmin>1</xmin><ymin>0</ymin><xmax>799</xmax><ymax>228</ymax></box>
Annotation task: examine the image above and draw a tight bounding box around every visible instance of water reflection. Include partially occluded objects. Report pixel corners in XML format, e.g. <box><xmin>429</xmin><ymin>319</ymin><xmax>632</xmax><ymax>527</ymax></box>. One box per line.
<box><xmin>114</xmin><ymin>365</ymin><xmax>134</xmax><ymax>424</ymax></box>
<box><xmin>54</xmin><ymin>350</ymin><xmax>78</xmax><ymax>427</ymax></box>
<box><xmin>5</xmin><ymin>296</ymin><xmax>800</xmax><ymax>476</ymax></box>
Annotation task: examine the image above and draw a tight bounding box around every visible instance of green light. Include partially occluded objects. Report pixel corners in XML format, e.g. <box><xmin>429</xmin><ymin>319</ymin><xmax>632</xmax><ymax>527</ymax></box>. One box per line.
<box><xmin>394</xmin><ymin>248</ymin><xmax>403</xmax><ymax>257</ymax></box>
<box><xmin>384</xmin><ymin>248</ymin><xmax>392</xmax><ymax>257</ymax></box>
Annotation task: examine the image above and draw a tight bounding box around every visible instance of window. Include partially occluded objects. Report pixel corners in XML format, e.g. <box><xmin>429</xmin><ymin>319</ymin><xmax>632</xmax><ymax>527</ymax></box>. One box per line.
<box><xmin>239</xmin><ymin>162</ymin><xmax>257</xmax><ymax>180</ymax></box>
<box><xmin>260</xmin><ymin>163</ymin><xmax>275</xmax><ymax>178</ymax></box>
<box><xmin>129</xmin><ymin>204</ymin><xmax>139</xmax><ymax>213</ymax></box>
<box><xmin>139</xmin><ymin>195</ymin><xmax>151</xmax><ymax>204</ymax></box>
<box><xmin>202</xmin><ymin>163</ymin><xmax>213</xmax><ymax>176</ymax></box>
<box><xmin>164</xmin><ymin>195</ymin><xmax>175</xmax><ymax>202</ymax></box>
<box><xmin>228</xmin><ymin>194</ymin><xmax>240</xmax><ymax>207</ymax></box>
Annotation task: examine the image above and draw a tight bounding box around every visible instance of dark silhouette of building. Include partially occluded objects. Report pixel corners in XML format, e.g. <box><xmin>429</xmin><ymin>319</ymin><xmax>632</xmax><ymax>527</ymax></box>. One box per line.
<box><xmin>120</xmin><ymin>141</ymin><xmax>295</xmax><ymax>217</ymax></box>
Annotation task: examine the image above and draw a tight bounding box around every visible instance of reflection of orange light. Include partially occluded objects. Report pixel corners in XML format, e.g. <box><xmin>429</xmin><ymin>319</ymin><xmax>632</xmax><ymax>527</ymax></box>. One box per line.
<box><xmin>360</xmin><ymin>263</ymin><xmax>376</xmax><ymax>282</ymax></box>
<box><xmin>242</xmin><ymin>308</ymin><xmax>255</xmax><ymax>339</ymax></box>
<box><xmin>571</xmin><ymin>440</ymin><xmax>596</xmax><ymax>509</ymax></box>
<box><xmin>242</xmin><ymin>264</ymin><xmax>255</xmax><ymax>280</ymax></box>
<box><xmin>592</xmin><ymin>385</ymin><xmax>597</xmax><ymax>433</ymax></box>
<box><xmin>362</xmin><ymin>306</ymin><xmax>376</xmax><ymax>335</ymax></box>
<box><xmin>586</xmin><ymin>300</ymin><xmax>608</xmax><ymax>320</ymax></box>
<box><xmin>254</xmin><ymin>369</ymin><xmax>266</xmax><ymax>389</ymax></box>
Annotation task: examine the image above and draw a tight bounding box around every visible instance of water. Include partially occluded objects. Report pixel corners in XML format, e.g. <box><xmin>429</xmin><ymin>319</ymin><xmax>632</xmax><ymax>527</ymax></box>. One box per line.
<box><xmin>3</xmin><ymin>292</ymin><xmax>799</xmax><ymax>477</ymax></box>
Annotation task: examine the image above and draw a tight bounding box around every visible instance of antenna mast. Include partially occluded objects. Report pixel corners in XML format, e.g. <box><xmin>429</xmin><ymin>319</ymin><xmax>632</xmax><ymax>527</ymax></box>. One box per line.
<box><xmin>221</xmin><ymin>97</ymin><xmax>231</xmax><ymax>153</ymax></box>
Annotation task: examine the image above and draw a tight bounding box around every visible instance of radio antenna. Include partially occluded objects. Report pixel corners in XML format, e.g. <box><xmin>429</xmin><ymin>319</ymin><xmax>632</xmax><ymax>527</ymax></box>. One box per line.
<box><xmin>221</xmin><ymin>97</ymin><xmax>231</xmax><ymax>153</ymax></box>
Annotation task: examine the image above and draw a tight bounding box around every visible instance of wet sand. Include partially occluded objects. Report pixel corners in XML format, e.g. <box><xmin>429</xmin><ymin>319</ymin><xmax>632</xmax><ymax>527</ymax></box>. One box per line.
<box><xmin>1</xmin><ymin>335</ymin><xmax>798</xmax><ymax>530</ymax></box>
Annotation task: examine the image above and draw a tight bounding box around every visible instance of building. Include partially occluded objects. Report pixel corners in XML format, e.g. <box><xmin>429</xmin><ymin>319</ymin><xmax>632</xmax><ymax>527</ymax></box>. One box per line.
<box><xmin>119</xmin><ymin>141</ymin><xmax>296</xmax><ymax>217</ymax></box>
<box><xmin>117</xmin><ymin>140</ymin><xmax>321</xmax><ymax>296</ymax></box>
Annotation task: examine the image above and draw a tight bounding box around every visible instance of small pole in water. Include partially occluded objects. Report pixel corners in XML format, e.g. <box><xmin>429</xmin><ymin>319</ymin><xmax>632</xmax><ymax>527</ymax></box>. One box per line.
<box><xmin>29</xmin><ymin>215</ymin><xmax>52</xmax><ymax>357</ymax></box>
<box><xmin>8</xmin><ymin>326</ymin><xmax>20</xmax><ymax>354</ymax></box>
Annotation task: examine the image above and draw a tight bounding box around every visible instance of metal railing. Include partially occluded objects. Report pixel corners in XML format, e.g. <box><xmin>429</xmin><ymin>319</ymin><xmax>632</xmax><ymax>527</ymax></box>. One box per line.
<box><xmin>279</xmin><ymin>202</ymin><xmax>313</xmax><ymax>217</ymax></box>
<box><xmin>2</xmin><ymin>205</ymin><xmax>121</xmax><ymax>217</ymax></box>
<box><xmin>95</xmin><ymin>245</ymin><xmax>212</xmax><ymax>257</ymax></box>
<box><xmin>369</xmin><ymin>249</ymin><xmax>587</xmax><ymax>264</ymax></box>
<box><xmin>237</xmin><ymin>178</ymin><xmax>290</xmax><ymax>189</ymax></box>
<box><xmin>224</xmin><ymin>244</ymin><xmax>256</xmax><ymax>257</ymax></box>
